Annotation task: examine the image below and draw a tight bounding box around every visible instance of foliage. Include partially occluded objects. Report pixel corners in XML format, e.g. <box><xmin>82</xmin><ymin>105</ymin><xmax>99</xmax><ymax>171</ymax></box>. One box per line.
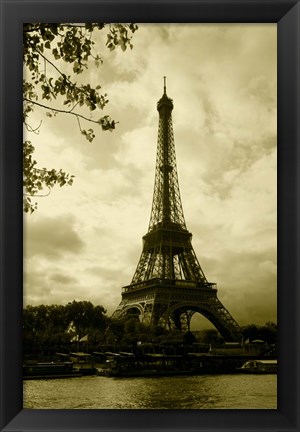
<box><xmin>197</xmin><ymin>329</ymin><xmax>224</xmax><ymax>345</ymax></box>
<box><xmin>23</xmin><ymin>140</ymin><xmax>75</xmax><ymax>213</ymax></box>
<box><xmin>23</xmin><ymin>303</ymin><xmax>194</xmax><ymax>358</ymax></box>
<box><xmin>242</xmin><ymin>322</ymin><xmax>277</xmax><ymax>344</ymax></box>
<box><xmin>23</xmin><ymin>301</ymin><xmax>108</xmax><ymax>356</ymax></box>
<box><xmin>182</xmin><ymin>331</ymin><xmax>196</xmax><ymax>345</ymax></box>
<box><xmin>23</xmin><ymin>302</ymin><xmax>278</xmax><ymax>359</ymax></box>
<box><xmin>65</xmin><ymin>300</ymin><xmax>107</xmax><ymax>335</ymax></box>
<box><xmin>23</xmin><ymin>23</ymin><xmax>138</xmax><ymax>213</ymax></box>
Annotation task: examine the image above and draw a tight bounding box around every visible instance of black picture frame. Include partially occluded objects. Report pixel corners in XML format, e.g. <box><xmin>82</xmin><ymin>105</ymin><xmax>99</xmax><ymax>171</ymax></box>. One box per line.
<box><xmin>0</xmin><ymin>0</ymin><xmax>299</xmax><ymax>431</ymax></box>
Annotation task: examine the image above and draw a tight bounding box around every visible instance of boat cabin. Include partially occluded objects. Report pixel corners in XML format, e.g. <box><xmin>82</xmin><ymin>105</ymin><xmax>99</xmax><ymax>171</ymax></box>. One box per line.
<box><xmin>240</xmin><ymin>359</ymin><xmax>277</xmax><ymax>373</ymax></box>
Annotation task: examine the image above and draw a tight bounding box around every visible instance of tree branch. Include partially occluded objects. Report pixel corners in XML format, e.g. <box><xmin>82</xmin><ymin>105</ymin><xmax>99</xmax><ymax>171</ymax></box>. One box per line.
<box><xmin>23</xmin><ymin>98</ymin><xmax>102</xmax><ymax>125</ymax></box>
<box><xmin>24</xmin><ymin>120</ymin><xmax>43</xmax><ymax>134</ymax></box>
<box><xmin>33</xmin><ymin>48</ymin><xmax>100</xmax><ymax>103</ymax></box>
<box><xmin>35</xmin><ymin>48</ymin><xmax>73</xmax><ymax>85</ymax></box>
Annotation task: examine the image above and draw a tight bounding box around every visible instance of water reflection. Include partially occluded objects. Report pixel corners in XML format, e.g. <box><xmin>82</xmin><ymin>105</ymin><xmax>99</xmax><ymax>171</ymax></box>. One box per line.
<box><xmin>24</xmin><ymin>374</ymin><xmax>277</xmax><ymax>409</ymax></box>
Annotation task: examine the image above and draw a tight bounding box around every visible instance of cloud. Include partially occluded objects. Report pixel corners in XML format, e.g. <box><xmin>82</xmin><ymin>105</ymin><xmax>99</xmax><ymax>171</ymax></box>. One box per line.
<box><xmin>50</xmin><ymin>273</ymin><xmax>77</xmax><ymax>285</ymax></box>
<box><xmin>25</xmin><ymin>214</ymin><xmax>85</xmax><ymax>260</ymax></box>
<box><xmin>23</xmin><ymin>270</ymin><xmax>53</xmax><ymax>304</ymax></box>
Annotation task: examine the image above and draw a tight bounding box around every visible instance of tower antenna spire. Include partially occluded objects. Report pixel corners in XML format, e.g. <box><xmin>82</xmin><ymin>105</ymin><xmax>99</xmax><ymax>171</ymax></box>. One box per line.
<box><xmin>164</xmin><ymin>76</ymin><xmax>166</xmax><ymax>94</ymax></box>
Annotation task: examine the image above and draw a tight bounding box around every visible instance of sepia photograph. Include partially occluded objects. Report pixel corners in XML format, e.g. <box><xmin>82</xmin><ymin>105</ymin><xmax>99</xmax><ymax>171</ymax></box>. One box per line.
<box><xmin>23</xmin><ymin>23</ymin><xmax>277</xmax><ymax>409</ymax></box>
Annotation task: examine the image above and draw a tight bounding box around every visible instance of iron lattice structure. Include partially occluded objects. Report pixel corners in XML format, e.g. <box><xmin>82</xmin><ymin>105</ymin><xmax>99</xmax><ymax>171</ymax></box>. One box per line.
<box><xmin>113</xmin><ymin>80</ymin><xmax>242</xmax><ymax>341</ymax></box>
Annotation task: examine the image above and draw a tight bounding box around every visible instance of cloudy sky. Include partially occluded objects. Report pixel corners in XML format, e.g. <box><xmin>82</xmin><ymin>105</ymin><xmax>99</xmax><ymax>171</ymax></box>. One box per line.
<box><xmin>24</xmin><ymin>24</ymin><xmax>277</xmax><ymax>328</ymax></box>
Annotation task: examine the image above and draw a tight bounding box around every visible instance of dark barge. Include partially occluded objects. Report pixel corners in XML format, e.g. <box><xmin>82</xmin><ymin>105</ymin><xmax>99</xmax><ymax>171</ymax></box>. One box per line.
<box><xmin>97</xmin><ymin>353</ymin><xmax>276</xmax><ymax>377</ymax></box>
<box><xmin>23</xmin><ymin>362</ymin><xmax>82</xmax><ymax>380</ymax></box>
<box><xmin>23</xmin><ymin>352</ymin><xmax>97</xmax><ymax>379</ymax></box>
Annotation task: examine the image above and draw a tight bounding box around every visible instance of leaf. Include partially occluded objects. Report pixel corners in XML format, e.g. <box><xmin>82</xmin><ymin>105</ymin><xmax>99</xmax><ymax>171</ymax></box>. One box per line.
<box><xmin>52</xmin><ymin>48</ymin><xmax>60</xmax><ymax>59</ymax></box>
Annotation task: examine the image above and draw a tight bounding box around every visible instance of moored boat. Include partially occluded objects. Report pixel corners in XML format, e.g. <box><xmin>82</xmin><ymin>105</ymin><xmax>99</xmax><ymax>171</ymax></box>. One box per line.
<box><xmin>23</xmin><ymin>352</ymin><xmax>97</xmax><ymax>379</ymax></box>
<box><xmin>96</xmin><ymin>353</ymin><xmax>256</xmax><ymax>377</ymax></box>
<box><xmin>237</xmin><ymin>359</ymin><xmax>277</xmax><ymax>374</ymax></box>
<box><xmin>23</xmin><ymin>361</ymin><xmax>82</xmax><ymax>379</ymax></box>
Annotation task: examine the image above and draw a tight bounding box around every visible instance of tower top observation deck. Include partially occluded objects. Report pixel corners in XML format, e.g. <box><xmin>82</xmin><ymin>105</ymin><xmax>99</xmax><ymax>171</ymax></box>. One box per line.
<box><xmin>157</xmin><ymin>76</ymin><xmax>173</xmax><ymax>111</ymax></box>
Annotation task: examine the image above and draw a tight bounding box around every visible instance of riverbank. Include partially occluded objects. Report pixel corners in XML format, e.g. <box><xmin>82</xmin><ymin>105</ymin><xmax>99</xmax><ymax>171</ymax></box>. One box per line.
<box><xmin>23</xmin><ymin>351</ymin><xmax>276</xmax><ymax>379</ymax></box>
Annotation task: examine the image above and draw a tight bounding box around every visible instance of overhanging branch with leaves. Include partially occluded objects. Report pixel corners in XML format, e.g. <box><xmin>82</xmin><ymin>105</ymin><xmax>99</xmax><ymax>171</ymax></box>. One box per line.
<box><xmin>23</xmin><ymin>22</ymin><xmax>138</xmax><ymax>213</ymax></box>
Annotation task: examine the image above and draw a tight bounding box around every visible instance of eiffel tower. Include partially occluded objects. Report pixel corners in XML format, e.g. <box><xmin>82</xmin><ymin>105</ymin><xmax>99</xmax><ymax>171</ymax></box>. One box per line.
<box><xmin>113</xmin><ymin>78</ymin><xmax>242</xmax><ymax>342</ymax></box>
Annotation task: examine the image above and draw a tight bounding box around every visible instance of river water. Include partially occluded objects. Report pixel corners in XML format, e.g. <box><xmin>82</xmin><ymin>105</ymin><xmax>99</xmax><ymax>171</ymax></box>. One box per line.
<box><xmin>23</xmin><ymin>374</ymin><xmax>277</xmax><ymax>409</ymax></box>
